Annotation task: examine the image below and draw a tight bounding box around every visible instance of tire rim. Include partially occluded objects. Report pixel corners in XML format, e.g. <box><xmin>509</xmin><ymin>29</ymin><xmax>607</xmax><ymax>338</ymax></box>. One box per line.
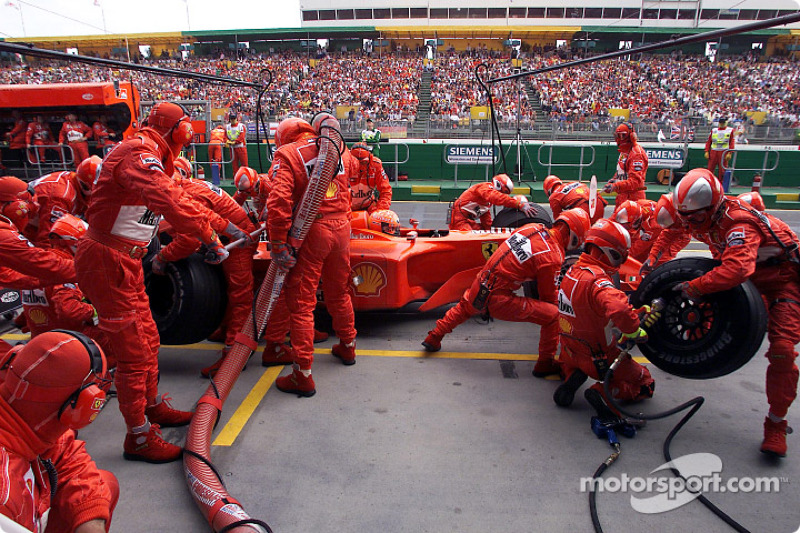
<box><xmin>662</xmin><ymin>294</ymin><xmax>717</xmax><ymax>344</ymax></box>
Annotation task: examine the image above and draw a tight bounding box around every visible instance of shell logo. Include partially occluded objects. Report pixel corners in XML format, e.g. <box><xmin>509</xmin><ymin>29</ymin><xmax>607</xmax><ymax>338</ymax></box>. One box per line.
<box><xmin>558</xmin><ymin>316</ymin><xmax>572</xmax><ymax>334</ymax></box>
<box><xmin>28</xmin><ymin>308</ymin><xmax>48</xmax><ymax>325</ymax></box>
<box><xmin>325</xmin><ymin>181</ymin><xmax>338</xmax><ymax>199</ymax></box>
<box><xmin>352</xmin><ymin>262</ymin><xmax>387</xmax><ymax>297</ymax></box>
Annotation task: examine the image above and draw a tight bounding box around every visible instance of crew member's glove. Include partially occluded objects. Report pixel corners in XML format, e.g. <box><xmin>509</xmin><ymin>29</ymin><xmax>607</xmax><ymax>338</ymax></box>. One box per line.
<box><xmin>639</xmin><ymin>258</ymin><xmax>654</xmax><ymax>276</ymax></box>
<box><xmin>88</xmin><ymin>306</ymin><xmax>99</xmax><ymax>327</ymax></box>
<box><xmin>271</xmin><ymin>241</ymin><xmax>296</xmax><ymax>272</ymax></box>
<box><xmin>204</xmin><ymin>239</ymin><xmax>230</xmax><ymax>265</ymax></box>
<box><xmin>224</xmin><ymin>221</ymin><xmax>253</xmax><ymax>247</ymax></box>
<box><xmin>724</xmin><ymin>152</ymin><xmax>732</xmax><ymax>164</ymax></box>
<box><xmin>151</xmin><ymin>253</ymin><xmax>168</xmax><ymax>276</ymax></box>
<box><xmin>618</xmin><ymin>327</ymin><xmax>649</xmax><ymax>351</ymax></box>
<box><xmin>673</xmin><ymin>281</ymin><xmax>701</xmax><ymax>301</ymax></box>
<box><xmin>603</xmin><ymin>180</ymin><xmax>617</xmax><ymax>194</ymax></box>
<box><xmin>704</xmin><ymin>151</ymin><xmax>709</xmax><ymax>159</ymax></box>
<box><xmin>520</xmin><ymin>202</ymin><xmax>538</xmax><ymax>218</ymax></box>
<box><xmin>637</xmin><ymin>304</ymin><xmax>662</xmax><ymax>329</ymax></box>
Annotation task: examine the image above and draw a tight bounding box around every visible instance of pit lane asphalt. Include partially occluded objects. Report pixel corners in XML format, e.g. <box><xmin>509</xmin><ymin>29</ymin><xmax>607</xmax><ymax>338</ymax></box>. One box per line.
<box><xmin>5</xmin><ymin>202</ymin><xmax>800</xmax><ymax>533</ymax></box>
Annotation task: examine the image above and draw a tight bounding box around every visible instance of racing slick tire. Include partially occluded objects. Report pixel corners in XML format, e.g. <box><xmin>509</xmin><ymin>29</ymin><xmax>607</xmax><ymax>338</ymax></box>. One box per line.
<box><xmin>630</xmin><ymin>257</ymin><xmax>767</xmax><ymax>379</ymax></box>
<box><xmin>144</xmin><ymin>253</ymin><xmax>227</xmax><ymax>345</ymax></box>
<box><xmin>491</xmin><ymin>205</ymin><xmax>552</xmax><ymax>229</ymax></box>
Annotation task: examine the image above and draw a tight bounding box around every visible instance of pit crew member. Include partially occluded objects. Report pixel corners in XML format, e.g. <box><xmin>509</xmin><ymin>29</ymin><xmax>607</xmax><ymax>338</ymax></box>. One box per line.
<box><xmin>604</xmin><ymin>122</ymin><xmax>648</xmax><ymax>206</ymax></box>
<box><xmin>705</xmin><ymin>116</ymin><xmax>735</xmax><ymax>185</ymax></box>
<box><xmin>449</xmin><ymin>174</ymin><xmax>537</xmax><ymax>231</ymax></box>
<box><xmin>672</xmin><ymin>168</ymin><xmax>800</xmax><ymax>458</ymax></box>
<box><xmin>544</xmin><ymin>175</ymin><xmax>607</xmax><ymax>224</ymax></box>
<box><xmin>424</xmin><ymin>209</ymin><xmax>592</xmax><ymax>377</ymax></box>
<box><xmin>0</xmin><ymin>331</ymin><xmax>119</xmax><ymax>533</ymax></box>
<box><xmin>226</xmin><ymin>112</ymin><xmax>248</xmax><ymax>175</ymax></box>
<box><xmin>267</xmin><ymin>117</ymin><xmax>356</xmax><ymax>397</ymax></box>
<box><xmin>59</xmin><ymin>114</ymin><xmax>93</xmax><ymax>167</ymax></box>
<box><xmin>348</xmin><ymin>141</ymin><xmax>392</xmax><ymax>214</ymax></box>
<box><xmin>75</xmin><ymin>101</ymin><xmax>228</xmax><ymax>463</ymax></box>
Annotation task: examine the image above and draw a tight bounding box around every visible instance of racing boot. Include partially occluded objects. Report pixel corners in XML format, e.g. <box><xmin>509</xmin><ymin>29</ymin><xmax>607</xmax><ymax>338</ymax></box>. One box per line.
<box><xmin>553</xmin><ymin>369</ymin><xmax>588</xmax><ymax>407</ymax></box>
<box><xmin>422</xmin><ymin>331</ymin><xmax>443</xmax><ymax>353</ymax></box>
<box><xmin>584</xmin><ymin>387</ymin><xmax>620</xmax><ymax>422</ymax></box>
<box><xmin>144</xmin><ymin>394</ymin><xmax>194</xmax><ymax>427</ymax></box>
<box><xmin>331</xmin><ymin>340</ymin><xmax>356</xmax><ymax>366</ymax></box>
<box><xmin>314</xmin><ymin>329</ymin><xmax>329</xmax><ymax>343</ymax></box>
<box><xmin>532</xmin><ymin>357</ymin><xmax>562</xmax><ymax>378</ymax></box>
<box><xmin>261</xmin><ymin>342</ymin><xmax>295</xmax><ymax>367</ymax></box>
<box><xmin>123</xmin><ymin>422</ymin><xmax>183</xmax><ymax>464</ymax></box>
<box><xmin>761</xmin><ymin>417</ymin><xmax>791</xmax><ymax>458</ymax></box>
<box><xmin>275</xmin><ymin>365</ymin><xmax>316</xmax><ymax>397</ymax></box>
<box><xmin>200</xmin><ymin>346</ymin><xmax>230</xmax><ymax>379</ymax></box>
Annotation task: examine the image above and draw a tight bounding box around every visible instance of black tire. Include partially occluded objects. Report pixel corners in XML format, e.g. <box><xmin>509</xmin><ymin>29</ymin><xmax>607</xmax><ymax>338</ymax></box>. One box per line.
<box><xmin>630</xmin><ymin>257</ymin><xmax>767</xmax><ymax>379</ymax></box>
<box><xmin>492</xmin><ymin>205</ymin><xmax>552</xmax><ymax>229</ymax></box>
<box><xmin>144</xmin><ymin>254</ymin><xmax>227</xmax><ymax>345</ymax></box>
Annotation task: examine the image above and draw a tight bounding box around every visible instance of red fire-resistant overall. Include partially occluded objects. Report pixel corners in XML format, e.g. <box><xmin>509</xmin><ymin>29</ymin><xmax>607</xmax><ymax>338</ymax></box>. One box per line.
<box><xmin>549</xmin><ymin>181</ymin><xmax>607</xmax><ymax>224</ymax></box>
<box><xmin>449</xmin><ymin>182</ymin><xmax>523</xmax><ymax>231</ymax></box>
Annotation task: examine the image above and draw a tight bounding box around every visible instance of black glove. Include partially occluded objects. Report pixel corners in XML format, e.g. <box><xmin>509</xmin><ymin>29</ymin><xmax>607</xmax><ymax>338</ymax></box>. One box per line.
<box><xmin>204</xmin><ymin>240</ymin><xmax>230</xmax><ymax>265</ymax></box>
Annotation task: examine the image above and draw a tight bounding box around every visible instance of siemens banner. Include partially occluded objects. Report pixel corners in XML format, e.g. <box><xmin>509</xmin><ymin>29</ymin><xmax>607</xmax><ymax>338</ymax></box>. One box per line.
<box><xmin>445</xmin><ymin>145</ymin><xmax>498</xmax><ymax>165</ymax></box>
<box><xmin>645</xmin><ymin>148</ymin><xmax>686</xmax><ymax>169</ymax></box>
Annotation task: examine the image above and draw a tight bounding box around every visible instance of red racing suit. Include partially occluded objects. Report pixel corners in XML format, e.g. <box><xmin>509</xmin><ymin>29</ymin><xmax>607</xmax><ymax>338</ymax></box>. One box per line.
<box><xmin>28</xmin><ymin>171</ymin><xmax>85</xmax><ymax>246</ymax></box>
<box><xmin>26</xmin><ymin>122</ymin><xmax>55</xmax><ymax>164</ymax></box>
<box><xmin>208</xmin><ymin>126</ymin><xmax>226</xmax><ymax>168</ymax></box>
<box><xmin>449</xmin><ymin>182</ymin><xmax>523</xmax><ymax>231</ymax></box>
<box><xmin>0</xmin><ymin>217</ymin><xmax>76</xmax><ymax>290</ymax></box>
<box><xmin>612</xmin><ymin>142</ymin><xmax>648</xmax><ymax>206</ymax></box>
<box><xmin>347</xmin><ymin>152</ymin><xmax>392</xmax><ymax>213</ymax></box>
<box><xmin>232</xmin><ymin>174</ymin><xmax>273</xmax><ymax>221</ymax></box>
<box><xmin>267</xmin><ymin>136</ymin><xmax>355</xmax><ymax>370</ymax></box>
<box><xmin>430</xmin><ymin>224</ymin><xmax>563</xmax><ymax>361</ymax></box>
<box><xmin>685</xmin><ymin>199</ymin><xmax>800</xmax><ymax>418</ymax></box>
<box><xmin>549</xmin><ymin>181</ymin><xmax>607</xmax><ymax>224</ymax></box>
<box><xmin>0</xmin><ymin>398</ymin><xmax>118</xmax><ymax>533</ymax></box>
<box><xmin>92</xmin><ymin>121</ymin><xmax>116</xmax><ymax>151</ymax></box>
<box><xmin>6</xmin><ymin>118</ymin><xmax>27</xmax><ymax>149</ymax></box>
<box><xmin>74</xmin><ymin>128</ymin><xmax>217</xmax><ymax>430</ymax></box>
<box><xmin>58</xmin><ymin>121</ymin><xmax>92</xmax><ymax>166</ymax></box>
<box><xmin>558</xmin><ymin>254</ymin><xmax>655</xmax><ymax>401</ymax></box>
<box><xmin>646</xmin><ymin>223</ymin><xmax>693</xmax><ymax>267</ymax></box>
<box><xmin>159</xmin><ymin>179</ymin><xmax>257</xmax><ymax>348</ymax></box>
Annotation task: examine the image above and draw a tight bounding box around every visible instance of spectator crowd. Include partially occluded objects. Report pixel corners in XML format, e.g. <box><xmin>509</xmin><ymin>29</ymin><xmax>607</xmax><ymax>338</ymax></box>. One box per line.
<box><xmin>1</xmin><ymin>49</ymin><xmax>798</xmax><ymax>133</ymax></box>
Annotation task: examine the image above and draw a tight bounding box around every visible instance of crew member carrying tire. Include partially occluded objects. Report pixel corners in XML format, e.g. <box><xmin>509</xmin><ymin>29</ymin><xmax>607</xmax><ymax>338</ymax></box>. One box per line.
<box><xmin>671</xmin><ymin>168</ymin><xmax>800</xmax><ymax>458</ymax></box>
<box><xmin>604</xmin><ymin>122</ymin><xmax>648</xmax><ymax>206</ymax></box>
<box><xmin>553</xmin><ymin>219</ymin><xmax>655</xmax><ymax>414</ymax></box>
<box><xmin>449</xmin><ymin>174</ymin><xmax>536</xmax><ymax>231</ymax></box>
<box><xmin>153</xmin><ymin>168</ymin><xmax>257</xmax><ymax>378</ymax></box>
<box><xmin>75</xmin><ymin>101</ymin><xmax>229</xmax><ymax>464</ymax></box>
<box><xmin>267</xmin><ymin>117</ymin><xmax>357</xmax><ymax>397</ymax></box>
<box><xmin>544</xmin><ymin>175</ymin><xmax>607</xmax><ymax>224</ymax></box>
<box><xmin>423</xmin><ymin>209</ymin><xmax>592</xmax><ymax>378</ymax></box>
<box><xmin>0</xmin><ymin>331</ymin><xmax>119</xmax><ymax>533</ymax></box>
<box><xmin>348</xmin><ymin>142</ymin><xmax>392</xmax><ymax>214</ymax></box>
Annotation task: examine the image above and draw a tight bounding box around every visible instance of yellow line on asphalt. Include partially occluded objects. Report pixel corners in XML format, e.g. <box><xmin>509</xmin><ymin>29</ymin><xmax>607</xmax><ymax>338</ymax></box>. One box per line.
<box><xmin>212</xmin><ymin>365</ymin><xmax>284</xmax><ymax>447</ymax></box>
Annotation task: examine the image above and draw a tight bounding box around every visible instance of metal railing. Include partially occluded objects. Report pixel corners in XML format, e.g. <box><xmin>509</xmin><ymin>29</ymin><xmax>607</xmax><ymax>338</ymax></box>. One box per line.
<box><xmin>25</xmin><ymin>144</ymin><xmax>75</xmax><ymax>176</ymax></box>
<box><xmin>724</xmin><ymin>148</ymin><xmax>780</xmax><ymax>186</ymax></box>
<box><xmin>537</xmin><ymin>144</ymin><xmax>596</xmax><ymax>182</ymax></box>
<box><xmin>188</xmin><ymin>143</ymin><xmax>236</xmax><ymax>183</ymax></box>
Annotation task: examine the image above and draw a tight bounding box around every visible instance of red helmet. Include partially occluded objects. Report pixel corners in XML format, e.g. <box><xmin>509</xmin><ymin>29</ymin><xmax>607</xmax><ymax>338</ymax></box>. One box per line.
<box><xmin>554</xmin><ymin>208</ymin><xmax>591</xmax><ymax>251</ymax></box>
<box><xmin>234</xmin><ymin>167</ymin><xmax>260</xmax><ymax>194</ymax></box>
<box><xmin>673</xmin><ymin>168</ymin><xmax>724</xmax><ymax>231</ymax></box>
<box><xmin>614</xmin><ymin>122</ymin><xmax>637</xmax><ymax>151</ymax></box>
<box><xmin>368</xmin><ymin>209</ymin><xmax>400</xmax><ymax>235</ymax></box>
<box><xmin>49</xmin><ymin>213</ymin><xmax>88</xmax><ymax>254</ymax></box>
<box><xmin>585</xmin><ymin>218</ymin><xmax>631</xmax><ymax>267</ymax></box>
<box><xmin>737</xmin><ymin>191</ymin><xmax>765</xmax><ymax>212</ymax></box>
<box><xmin>0</xmin><ymin>331</ymin><xmax>109</xmax><ymax>438</ymax></box>
<box><xmin>0</xmin><ymin>176</ymin><xmax>36</xmax><ymax>229</ymax></box>
<box><xmin>75</xmin><ymin>155</ymin><xmax>101</xmax><ymax>196</ymax></box>
<box><xmin>351</xmin><ymin>142</ymin><xmax>371</xmax><ymax>161</ymax></box>
<box><xmin>173</xmin><ymin>157</ymin><xmax>192</xmax><ymax>181</ymax></box>
<box><xmin>543</xmin><ymin>175</ymin><xmax>563</xmax><ymax>197</ymax></box>
<box><xmin>654</xmin><ymin>193</ymin><xmax>678</xmax><ymax>229</ymax></box>
<box><xmin>491</xmin><ymin>174</ymin><xmax>514</xmax><ymax>195</ymax></box>
<box><xmin>145</xmin><ymin>102</ymin><xmax>193</xmax><ymax>148</ymax></box>
<box><xmin>611</xmin><ymin>200</ymin><xmax>643</xmax><ymax>231</ymax></box>
<box><xmin>275</xmin><ymin>117</ymin><xmax>316</xmax><ymax>148</ymax></box>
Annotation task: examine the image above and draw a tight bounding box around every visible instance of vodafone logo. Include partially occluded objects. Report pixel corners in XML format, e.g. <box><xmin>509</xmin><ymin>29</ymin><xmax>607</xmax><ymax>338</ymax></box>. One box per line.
<box><xmin>82</xmin><ymin>93</ymin><xmax>95</xmax><ymax>101</ymax></box>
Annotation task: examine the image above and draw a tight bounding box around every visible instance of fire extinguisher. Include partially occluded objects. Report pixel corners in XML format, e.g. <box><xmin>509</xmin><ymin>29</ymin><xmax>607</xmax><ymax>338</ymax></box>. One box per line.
<box><xmin>751</xmin><ymin>173</ymin><xmax>762</xmax><ymax>193</ymax></box>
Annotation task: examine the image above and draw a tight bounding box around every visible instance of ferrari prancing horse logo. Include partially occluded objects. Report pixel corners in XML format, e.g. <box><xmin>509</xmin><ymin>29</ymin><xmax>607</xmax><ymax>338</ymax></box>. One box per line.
<box><xmin>481</xmin><ymin>242</ymin><xmax>499</xmax><ymax>260</ymax></box>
